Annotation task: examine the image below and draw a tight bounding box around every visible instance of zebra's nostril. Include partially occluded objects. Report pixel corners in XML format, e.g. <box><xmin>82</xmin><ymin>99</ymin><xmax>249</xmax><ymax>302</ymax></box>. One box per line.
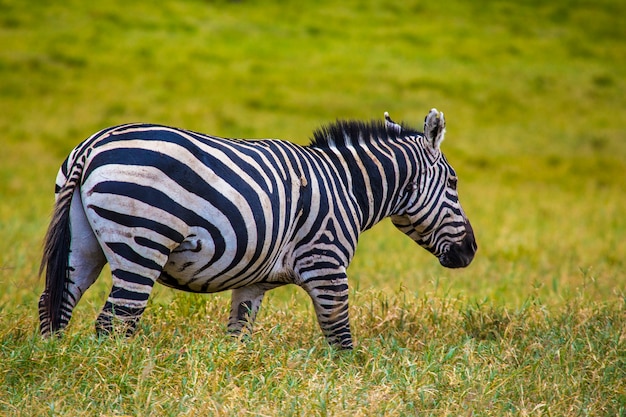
<box><xmin>439</xmin><ymin>239</ymin><xmax>475</xmax><ymax>269</ymax></box>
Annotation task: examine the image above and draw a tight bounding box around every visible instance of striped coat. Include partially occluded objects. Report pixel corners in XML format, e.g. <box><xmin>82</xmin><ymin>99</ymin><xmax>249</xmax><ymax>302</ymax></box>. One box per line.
<box><xmin>39</xmin><ymin>109</ymin><xmax>476</xmax><ymax>348</ymax></box>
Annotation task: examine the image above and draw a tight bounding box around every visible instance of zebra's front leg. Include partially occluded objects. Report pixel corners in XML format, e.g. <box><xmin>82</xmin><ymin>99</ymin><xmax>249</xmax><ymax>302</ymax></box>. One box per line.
<box><xmin>300</xmin><ymin>271</ymin><xmax>353</xmax><ymax>349</ymax></box>
<box><xmin>227</xmin><ymin>283</ymin><xmax>283</xmax><ymax>337</ymax></box>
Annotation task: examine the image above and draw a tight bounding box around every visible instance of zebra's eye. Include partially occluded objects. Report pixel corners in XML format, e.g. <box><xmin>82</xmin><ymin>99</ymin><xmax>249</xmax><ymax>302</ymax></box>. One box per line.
<box><xmin>447</xmin><ymin>178</ymin><xmax>458</xmax><ymax>190</ymax></box>
<box><xmin>405</xmin><ymin>182</ymin><xmax>418</xmax><ymax>193</ymax></box>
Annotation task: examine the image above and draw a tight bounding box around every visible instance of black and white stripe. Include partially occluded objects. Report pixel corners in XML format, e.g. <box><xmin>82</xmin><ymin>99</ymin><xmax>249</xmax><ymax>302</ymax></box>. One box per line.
<box><xmin>39</xmin><ymin>108</ymin><xmax>476</xmax><ymax>348</ymax></box>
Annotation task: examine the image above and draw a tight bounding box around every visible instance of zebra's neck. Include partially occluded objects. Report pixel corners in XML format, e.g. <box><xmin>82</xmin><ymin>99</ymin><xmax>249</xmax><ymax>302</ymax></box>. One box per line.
<box><xmin>308</xmin><ymin>121</ymin><xmax>421</xmax><ymax>232</ymax></box>
<box><xmin>342</xmin><ymin>143</ymin><xmax>417</xmax><ymax>231</ymax></box>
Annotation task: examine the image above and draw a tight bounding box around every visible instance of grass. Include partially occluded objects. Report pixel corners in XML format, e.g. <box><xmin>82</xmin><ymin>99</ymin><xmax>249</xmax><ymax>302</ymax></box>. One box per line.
<box><xmin>2</xmin><ymin>291</ymin><xmax>624</xmax><ymax>415</ymax></box>
<box><xmin>1</xmin><ymin>0</ymin><xmax>625</xmax><ymax>415</ymax></box>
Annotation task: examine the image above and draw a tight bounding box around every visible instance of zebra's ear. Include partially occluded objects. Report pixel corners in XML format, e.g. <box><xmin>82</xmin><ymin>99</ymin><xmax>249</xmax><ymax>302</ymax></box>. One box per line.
<box><xmin>423</xmin><ymin>108</ymin><xmax>446</xmax><ymax>149</ymax></box>
<box><xmin>384</xmin><ymin>112</ymin><xmax>402</xmax><ymax>134</ymax></box>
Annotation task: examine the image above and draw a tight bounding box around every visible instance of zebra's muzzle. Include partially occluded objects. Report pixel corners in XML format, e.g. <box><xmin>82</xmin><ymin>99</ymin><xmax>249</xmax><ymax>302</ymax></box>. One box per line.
<box><xmin>438</xmin><ymin>221</ymin><xmax>477</xmax><ymax>269</ymax></box>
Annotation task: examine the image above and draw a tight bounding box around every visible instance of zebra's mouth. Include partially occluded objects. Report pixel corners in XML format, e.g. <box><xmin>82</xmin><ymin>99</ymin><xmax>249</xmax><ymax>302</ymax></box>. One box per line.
<box><xmin>438</xmin><ymin>234</ymin><xmax>477</xmax><ymax>269</ymax></box>
<box><xmin>439</xmin><ymin>250</ymin><xmax>473</xmax><ymax>269</ymax></box>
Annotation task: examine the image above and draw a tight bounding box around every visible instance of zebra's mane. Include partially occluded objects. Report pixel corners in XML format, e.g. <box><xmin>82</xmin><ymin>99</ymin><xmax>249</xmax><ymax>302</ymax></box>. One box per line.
<box><xmin>309</xmin><ymin>119</ymin><xmax>421</xmax><ymax>149</ymax></box>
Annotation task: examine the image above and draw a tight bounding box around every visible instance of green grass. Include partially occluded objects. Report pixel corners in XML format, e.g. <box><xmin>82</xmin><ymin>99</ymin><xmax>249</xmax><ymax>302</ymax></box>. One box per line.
<box><xmin>1</xmin><ymin>0</ymin><xmax>625</xmax><ymax>415</ymax></box>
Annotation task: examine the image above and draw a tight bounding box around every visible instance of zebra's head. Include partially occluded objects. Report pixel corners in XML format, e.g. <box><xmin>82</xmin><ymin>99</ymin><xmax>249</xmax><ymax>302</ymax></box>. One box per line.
<box><xmin>389</xmin><ymin>109</ymin><xmax>477</xmax><ymax>268</ymax></box>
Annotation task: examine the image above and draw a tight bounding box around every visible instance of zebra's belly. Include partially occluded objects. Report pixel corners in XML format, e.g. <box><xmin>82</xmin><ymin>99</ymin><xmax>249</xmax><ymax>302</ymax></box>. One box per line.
<box><xmin>159</xmin><ymin>233</ymin><xmax>286</xmax><ymax>293</ymax></box>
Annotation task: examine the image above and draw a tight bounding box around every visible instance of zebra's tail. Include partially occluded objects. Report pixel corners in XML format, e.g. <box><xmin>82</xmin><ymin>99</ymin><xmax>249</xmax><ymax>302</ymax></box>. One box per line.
<box><xmin>39</xmin><ymin>157</ymin><xmax>85</xmax><ymax>336</ymax></box>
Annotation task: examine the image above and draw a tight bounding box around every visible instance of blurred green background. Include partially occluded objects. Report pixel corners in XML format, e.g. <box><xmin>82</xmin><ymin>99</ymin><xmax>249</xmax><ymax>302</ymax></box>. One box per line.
<box><xmin>1</xmin><ymin>0</ymin><xmax>624</xmax><ymax>312</ymax></box>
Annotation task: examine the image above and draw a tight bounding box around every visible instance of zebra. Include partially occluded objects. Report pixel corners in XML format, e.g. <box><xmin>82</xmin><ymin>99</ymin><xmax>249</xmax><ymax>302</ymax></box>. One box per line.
<box><xmin>39</xmin><ymin>108</ymin><xmax>476</xmax><ymax>349</ymax></box>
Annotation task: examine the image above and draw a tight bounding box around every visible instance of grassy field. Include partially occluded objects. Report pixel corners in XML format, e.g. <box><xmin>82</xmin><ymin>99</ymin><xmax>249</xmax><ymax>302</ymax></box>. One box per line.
<box><xmin>1</xmin><ymin>0</ymin><xmax>625</xmax><ymax>415</ymax></box>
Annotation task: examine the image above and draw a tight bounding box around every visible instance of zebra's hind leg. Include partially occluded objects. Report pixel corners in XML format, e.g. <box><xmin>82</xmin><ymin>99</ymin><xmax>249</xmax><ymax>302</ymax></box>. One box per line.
<box><xmin>95</xmin><ymin>241</ymin><xmax>170</xmax><ymax>337</ymax></box>
<box><xmin>227</xmin><ymin>283</ymin><xmax>284</xmax><ymax>338</ymax></box>
<box><xmin>96</xmin><ymin>268</ymin><xmax>162</xmax><ymax>337</ymax></box>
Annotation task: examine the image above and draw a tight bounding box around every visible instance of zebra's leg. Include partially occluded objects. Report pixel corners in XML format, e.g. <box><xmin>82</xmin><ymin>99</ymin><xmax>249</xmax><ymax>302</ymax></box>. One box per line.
<box><xmin>96</xmin><ymin>267</ymin><xmax>161</xmax><ymax>337</ymax></box>
<box><xmin>39</xmin><ymin>190</ymin><xmax>107</xmax><ymax>335</ymax></box>
<box><xmin>227</xmin><ymin>283</ymin><xmax>284</xmax><ymax>337</ymax></box>
<box><xmin>300</xmin><ymin>271</ymin><xmax>353</xmax><ymax>349</ymax></box>
<box><xmin>95</xmin><ymin>240</ymin><xmax>170</xmax><ymax>337</ymax></box>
